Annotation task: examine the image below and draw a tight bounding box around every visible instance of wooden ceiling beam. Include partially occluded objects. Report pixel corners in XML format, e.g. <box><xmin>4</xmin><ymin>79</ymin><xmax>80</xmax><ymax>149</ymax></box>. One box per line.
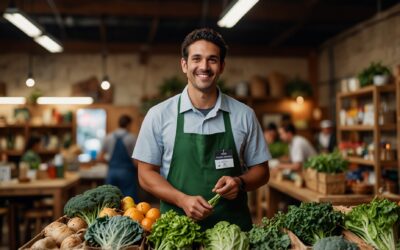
<box><xmin>0</xmin><ymin>1</ymin><xmax>375</xmax><ymax>22</ymax></box>
<box><xmin>0</xmin><ymin>40</ymin><xmax>311</xmax><ymax>57</ymax></box>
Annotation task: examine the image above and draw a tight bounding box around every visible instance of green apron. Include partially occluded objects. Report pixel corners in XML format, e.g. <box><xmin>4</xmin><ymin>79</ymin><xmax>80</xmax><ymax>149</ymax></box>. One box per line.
<box><xmin>160</xmin><ymin>97</ymin><xmax>252</xmax><ymax>231</ymax></box>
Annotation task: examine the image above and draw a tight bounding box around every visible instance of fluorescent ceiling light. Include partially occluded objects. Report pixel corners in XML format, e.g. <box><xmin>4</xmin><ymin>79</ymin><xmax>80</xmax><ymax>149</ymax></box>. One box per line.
<box><xmin>37</xmin><ymin>97</ymin><xmax>94</xmax><ymax>105</ymax></box>
<box><xmin>218</xmin><ymin>0</ymin><xmax>259</xmax><ymax>28</ymax></box>
<box><xmin>3</xmin><ymin>8</ymin><xmax>42</xmax><ymax>37</ymax></box>
<box><xmin>0</xmin><ymin>97</ymin><xmax>26</xmax><ymax>105</ymax></box>
<box><xmin>34</xmin><ymin>35</ymin><xmax>63</xmax><ymax>53</ymax></box>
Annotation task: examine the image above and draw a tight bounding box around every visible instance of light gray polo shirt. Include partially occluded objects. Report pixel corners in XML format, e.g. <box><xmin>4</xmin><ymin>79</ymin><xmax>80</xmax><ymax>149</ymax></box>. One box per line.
<box><xmin>132</xmin><ymin>86</ymin><xmax>271</xmax><ymax>178</ymax></box>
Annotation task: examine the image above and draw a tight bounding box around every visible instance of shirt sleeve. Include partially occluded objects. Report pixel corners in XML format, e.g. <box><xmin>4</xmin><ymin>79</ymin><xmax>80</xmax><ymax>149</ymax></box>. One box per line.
<box><xmin>132</xmin><ymin>108</ymin><xmax>163</xmax><ymax>167</ymax></box>
<box><xmin>243</xmin><ymin>110</ymin><xmax>271</xmax><ymax>167</ymax></box>
<box><xmin>290</xmin><ymin>138</ymin><xmax>305</xmax><ymax>163</ymax></box>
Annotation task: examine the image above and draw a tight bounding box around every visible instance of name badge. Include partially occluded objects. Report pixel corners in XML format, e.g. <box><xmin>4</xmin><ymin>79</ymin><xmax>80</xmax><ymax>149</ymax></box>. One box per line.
<box><xmin>215</xmin><ymin>149</ymin><xmax>234</xmax><ymax>169</ymax></box>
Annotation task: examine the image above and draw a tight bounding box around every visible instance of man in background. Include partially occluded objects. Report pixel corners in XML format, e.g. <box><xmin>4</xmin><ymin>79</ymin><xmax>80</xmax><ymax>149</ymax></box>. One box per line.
<box><xmin>277</xmin><ymin>123</ymin><xmax>316</xmax><ymax>172</ymax></box>
<box><xmin>99</xmin><ymin>114</ymin><xmax>138</xmax><ymax>200</ymax></box>
<box><xmin>315</xmin><ymin>119</ymin><xmax>336</xmax><ymax>153</ymax></box>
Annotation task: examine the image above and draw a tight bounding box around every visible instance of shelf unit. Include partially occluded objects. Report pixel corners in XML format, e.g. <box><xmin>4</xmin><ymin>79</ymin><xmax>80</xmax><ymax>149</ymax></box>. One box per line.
<box><xmin>336</xmin><ymin>83</ymin><xmax>398</xmax><ymax>194</ymax></box>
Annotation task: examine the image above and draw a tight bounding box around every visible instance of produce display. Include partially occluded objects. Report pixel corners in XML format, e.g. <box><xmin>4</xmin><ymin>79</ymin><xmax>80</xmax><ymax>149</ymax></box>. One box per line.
<box><xmin>248</xmin><ymin>212</ymin><xmax>290</xmax><ymax>250</ymax></box>
<box><xmin>22</xmin><ymin>184</ymin><xmax>400</xmax><ymax>250</ymax></box>
<box><xmin>344</xmin><ymin>198</ymin><xmax>400</xmax><ymax>250</ymax></box>
<box><xmin>147</xmin><ymin>210</ymin><xmax>204</xmax><ymax>250</ymax></box>
<box><xmin>204</xmin><ymin>221</ymin><xmax>249</xmax><ymax>250</ymax></box>
<box><xmin>304</xmin><ymin>151</ymin><xmax>348</xmax><ymax>173</ymax></box>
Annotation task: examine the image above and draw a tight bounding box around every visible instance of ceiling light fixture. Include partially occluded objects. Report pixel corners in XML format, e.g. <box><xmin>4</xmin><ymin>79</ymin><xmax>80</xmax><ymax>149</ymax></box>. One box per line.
<box><xmin>100</xmin><ymin>52</ymin><xmax>111</xmax><ymax>90</ymax></box>
<box><xmin>217</xmin><ymin>0</ymin><xmax>259</xmax><ymax>28</ymax></box>
<box><xmin>34</xmin><ymin>34</ymin><xmax>63</xmax><ymax>53</ymax></box>
<box><xmin>25</xmin><ymin>54</ymin><xmax>35</xmax><ymax>87</ymax></box>
<box><xmin>37</xmin><ymin>97</ymin><xmax>94</xmax><ymax>105</ymax></box>
<box><xmin>0</xmin><ymin>97</ymin><xmax>26</xmax><ymax>105</ymax></box>
<box><xmin>3</xmin><ymin>6</ymin><xmax>63</xmax><ymax>53</ymax></box>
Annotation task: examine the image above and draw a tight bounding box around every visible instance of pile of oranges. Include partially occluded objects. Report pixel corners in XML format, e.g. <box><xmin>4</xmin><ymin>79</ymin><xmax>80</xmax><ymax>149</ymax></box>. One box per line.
<box><xmin>121</xmin><ymin>196</ymin><xmax>161</xmax><ymax>231</ymax></box>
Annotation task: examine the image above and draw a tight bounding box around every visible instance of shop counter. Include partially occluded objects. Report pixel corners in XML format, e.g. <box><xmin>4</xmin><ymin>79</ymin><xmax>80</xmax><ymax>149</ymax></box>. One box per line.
<box><xmin>266</xmin><ymin>178</ymin><xmax>373</xmax><ymax>218</ymax></box>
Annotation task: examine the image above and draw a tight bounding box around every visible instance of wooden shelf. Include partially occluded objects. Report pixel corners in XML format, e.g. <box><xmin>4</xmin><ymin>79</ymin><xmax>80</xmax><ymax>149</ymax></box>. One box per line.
<box><xmin>345</xmin><ymin>156</ymin><xmax>375</xmax><ymax>166</ymax></box>
<box><xmin>0</xmin><ymin>124</ymin><xmax>26</xmax><ymax>129</ymax></box>
<box><xmin>0</xmin><ymin>150</ymin><xmax>23</xmax><ymax>156</ymax></box>
<box><xmin>338</xmin><ymin>84</ymin><xmax>396</xmax><ymax>98</ymax></box>
<box><xmin>29</xmin><ymin>124</ymin><xmax>73</xmax><ymax>129</ymax></box>
<box><xmin>339</xmin><ymin>124</ymin><xmax>396</xmax><ymax>131</ymax></box>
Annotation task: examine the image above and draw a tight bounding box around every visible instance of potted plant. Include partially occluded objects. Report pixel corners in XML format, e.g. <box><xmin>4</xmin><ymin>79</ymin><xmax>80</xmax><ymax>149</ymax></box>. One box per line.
<box><xmin>304</xmin><ymin>151</ymin><xmax>348</xmax><ymax>194</ymax></box>
<box><xmin>285</xmin><ymin>77</ymin><xmax>312</xmax><ymax>99</ymax></box>
<box><xmin>357</xmin><ymin>62</ymin><xmax>391</xmax><ymax>87</ymax></box>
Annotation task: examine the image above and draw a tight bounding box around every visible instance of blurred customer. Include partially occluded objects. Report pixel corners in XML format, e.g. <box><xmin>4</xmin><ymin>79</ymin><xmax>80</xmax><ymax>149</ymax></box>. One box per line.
<box><xmin>99</xmin><ymin>115</ymin><xmax>138</xmax><ymax>200</ymax></box>
<box><xmin>316</xmin><ymin>119</ymin><xmax>336</xmax><ymax>153</ymax></box>
<box><xmin>21</xmin><ymin>135</ymin><xmax>42</xmax><ymax>169</ymax></box>
<box><xmin>263</xmin><ymin>122</ymin><xmax>288</xmax><ymax>159</ymax></box>
<box><xmin>277</xmin><ymin>123</ymin><xmax>316</xmax><ymax>172</ymax></box>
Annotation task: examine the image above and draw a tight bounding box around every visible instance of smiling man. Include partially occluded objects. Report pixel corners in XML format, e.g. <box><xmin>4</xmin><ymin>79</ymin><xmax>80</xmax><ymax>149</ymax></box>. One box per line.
<box><xmin>133</xmin><ymin>28</ymin><xmax>270</xmax><ymax>231</ymax></box>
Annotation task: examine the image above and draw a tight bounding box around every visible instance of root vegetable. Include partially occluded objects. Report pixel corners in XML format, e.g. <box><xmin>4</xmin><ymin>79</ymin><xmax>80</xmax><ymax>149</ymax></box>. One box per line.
<box><xmin>31</xmin><ymin>237</ymin><xmax>57</xmax><ymax>249</ymax></box>
<box><xmin>60</xmin><ymin>234</ymin><xmax>82</xmax><ymax>249</ymax></box>
<box><xmin>67</xmin><ymin>217</ymin><xmax>87</xmax><ymax>232</ymax></box>
<box><xmin>98</xmin><ymin>207</ymin><xmax>118</xmax><ymax>218</ymax></box>
<box><xmin>44</xmin><ymin>221</ymin><xmax>74</xmax><ymax>245</ymax></box>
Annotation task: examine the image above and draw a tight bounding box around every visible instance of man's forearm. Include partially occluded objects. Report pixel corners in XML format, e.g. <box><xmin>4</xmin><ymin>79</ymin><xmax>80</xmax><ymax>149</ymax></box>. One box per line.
<box><xmin>138</xmin><ymin>161</ymin><xmax>186</xmax><ymax>207</ymax></box>
<box><xmin>238</xmin><ymin>162</ymin><xmax>269</xmax><ymax>191</ymax></box>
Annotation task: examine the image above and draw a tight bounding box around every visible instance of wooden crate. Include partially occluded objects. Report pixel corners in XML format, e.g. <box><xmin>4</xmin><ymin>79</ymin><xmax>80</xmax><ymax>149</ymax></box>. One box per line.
<box><xmin>343</xmin><ymin>230</ymin><xmax>374</xmax><ymax>250</ymax></box>
<box><xmin>284</xmin><ymin>229</ymin><xmax>312</xmax><ymax>250</ymax></box>
<box><xmin>317</xmin><ymin>172</ymin><xmax>346</xmax><ymax>195</ymax></box>
<box><xmin>303</xmin><ymin>168</ymin><xmax>318</xmax><ymax>191</ymax></box>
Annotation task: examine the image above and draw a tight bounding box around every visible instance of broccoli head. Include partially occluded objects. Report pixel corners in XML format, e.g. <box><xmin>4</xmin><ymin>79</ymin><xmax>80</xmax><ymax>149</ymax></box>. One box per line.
<box><xmin>64</xmin><ymin>184</ymin><xmax>123</xmax><ymax>225</ymax></box>
<box><xmin>313</xmin><ymin>236</ymin><xmax>359</xmax><ymax>250</ymax></box>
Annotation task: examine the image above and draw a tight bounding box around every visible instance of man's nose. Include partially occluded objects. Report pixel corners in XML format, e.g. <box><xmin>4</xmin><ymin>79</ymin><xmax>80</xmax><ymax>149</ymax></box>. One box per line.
<box><xmin>199</xmin><ymin>59</ymin><xmax>209</xmax><ymax>70</ymax></box>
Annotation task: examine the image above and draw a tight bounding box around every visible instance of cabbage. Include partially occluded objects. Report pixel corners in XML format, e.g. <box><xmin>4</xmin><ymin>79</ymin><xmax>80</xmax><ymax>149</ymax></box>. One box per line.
<box><xmin>204</xmin><ymin>221</ymin><xmax>249</xmax><ymax>250</ymax></box>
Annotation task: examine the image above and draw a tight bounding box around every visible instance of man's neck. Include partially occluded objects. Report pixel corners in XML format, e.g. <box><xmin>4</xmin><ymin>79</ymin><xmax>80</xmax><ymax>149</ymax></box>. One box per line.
<box><xmin>187</xmin><ymin>84</ymin><xmax>218</xmax><ymax>109</ymax></box>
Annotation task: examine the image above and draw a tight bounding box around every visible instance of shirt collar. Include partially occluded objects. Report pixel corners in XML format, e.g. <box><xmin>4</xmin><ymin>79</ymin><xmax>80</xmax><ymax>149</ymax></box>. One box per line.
<box><xmin>179</xmin><ymin>85</ymin><xmax>230</xmax><ymax>114</ymax></box>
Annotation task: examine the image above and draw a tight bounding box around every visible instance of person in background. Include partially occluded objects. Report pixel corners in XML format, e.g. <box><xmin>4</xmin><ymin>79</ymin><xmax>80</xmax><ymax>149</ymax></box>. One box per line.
<box><xmin>99</xmin><ymin>114</ymin><xmax>138</xmax><ymax>201</ymax></box>
<box><xmin>315</xmin><ymin>119</ymin><xmax>336</xmax><ymax>153</ymax></box>
<box><xmin>277</xmin><ymin>123</ymin><xmax>316</xmax><ymax>172</ymax></box>
<box><xmin>21</xmin><ymin>135</ymin><xmax>42</xmax><ymax>169</ymax></box>
<box><xmin>263</xmin><ymin>122</ymin><xmax>288</xmax><ymax>159</ymax></box>
<box><xmin>133</xmin><ymin>28</ymin><xmax>270</xmax><ymax>231</ymax></box>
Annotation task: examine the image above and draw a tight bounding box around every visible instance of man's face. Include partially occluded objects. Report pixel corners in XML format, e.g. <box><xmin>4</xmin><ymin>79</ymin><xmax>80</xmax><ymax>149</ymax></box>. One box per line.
<box><xmin>278</xmin><ymin>128</ymin><xmax>290</xmax><ymax>142</ymax></box>
<box><xmin>181</xmin><ymin>40</ymin><xmax>225</xmax><ymax>92</ymax></box>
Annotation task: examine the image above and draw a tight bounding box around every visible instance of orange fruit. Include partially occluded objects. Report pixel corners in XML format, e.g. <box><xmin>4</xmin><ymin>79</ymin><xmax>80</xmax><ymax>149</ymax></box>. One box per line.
<box><xmin>146</xmin><ymin>208</ymin><xmax>161</xmax><ymax>221</ymax></box>
<box><xmin>136</xmin><ymin>202</ymin><xmax>151</xmax><ymax>215</ymax></box>
<box><xmin>141</xmin><ymin>217</ymin><xmax>154</xmax><ymax>231</ymax></box>
<box><xmin>121</xmin><ymin>196</ymin><xmax>136</xmax><ymax>211</ymax></box>
<box><xmin>124</xmin><ymin>207</ymin><xmax>144</xmax><ymax>223</ymax></box>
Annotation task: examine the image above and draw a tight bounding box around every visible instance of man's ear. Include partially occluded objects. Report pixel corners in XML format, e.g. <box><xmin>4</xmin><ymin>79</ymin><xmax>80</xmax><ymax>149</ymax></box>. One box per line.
<box><xmin>181</xmin><ymin>58</ymin><xmax>188</xmax><ymax>73</ymax></box>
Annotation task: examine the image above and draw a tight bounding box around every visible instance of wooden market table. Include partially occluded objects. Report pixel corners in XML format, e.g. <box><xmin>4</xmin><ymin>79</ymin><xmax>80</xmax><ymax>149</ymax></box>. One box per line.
<box><xmin>266</xmin><ymin>178</ymin><xmax>373</xmax><ymax>218</ymax></box>
<box><xmin>0</xmin><ymin>172</ymin><xmax>80</xmax><ymax>250</ymax></box>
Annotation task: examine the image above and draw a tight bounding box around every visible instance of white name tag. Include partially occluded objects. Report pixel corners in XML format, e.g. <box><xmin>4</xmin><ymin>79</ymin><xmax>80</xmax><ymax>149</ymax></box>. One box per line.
<box><xmin>215</xmin><ymin>149</ymin><xmax>234</xmax><ymax>169</ymax></box>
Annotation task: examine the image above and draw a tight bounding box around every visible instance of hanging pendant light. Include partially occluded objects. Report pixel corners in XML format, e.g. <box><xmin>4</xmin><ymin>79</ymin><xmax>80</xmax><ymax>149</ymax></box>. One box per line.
<box><xmin>100</xmin><ymin>52</ymin><xmax>111</xmax><ymax>90</ymax></box>
<box><xmin>26</xmin><ymin>54</ymin><xmax>35</xmax><ymax>87</ymax></box>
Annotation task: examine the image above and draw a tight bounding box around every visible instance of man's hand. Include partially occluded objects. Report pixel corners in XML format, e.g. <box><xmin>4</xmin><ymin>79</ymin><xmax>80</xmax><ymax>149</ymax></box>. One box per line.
<box><xmin>212</xmin><ymin>176</ymin><xmax>240</xmax><ymax>200</ymax></box>
<box><xmin>178</xmin><ymin>195</ymin><xmax>213</xmax><ymax>221</ymax></box>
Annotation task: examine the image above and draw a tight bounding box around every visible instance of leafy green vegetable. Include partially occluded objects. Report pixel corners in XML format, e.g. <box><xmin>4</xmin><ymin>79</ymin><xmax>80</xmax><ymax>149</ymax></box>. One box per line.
<box><xmin>204</xmin><ymin>221</ymin><xmax>249</xmax><ymax>250</ymax></box>
<box><xmin>358</xmin><ymin>61</ymin><xmax>391</xmax><ymax>87</ymax></box>
<box><xmin>344</xmin><ymin>198</ymin><xmax>400</xmax><ymax>250</ymax></box>
<box><xmin>248</xmin><ymin>212</ymin><xmax>290</xmax><ymax>250</ymax></box>
<box><xmin>84</xmin><ymin>215</ymin><xmax>143</xmax><ymax>248</ymax></box>
<box><xmin>304</xmin><ymin>151</ymin><xmax>348</xmax><ymax>174</ymax></box>
<box><xmin>312</xmin><ymin>236</ymin><xmax>359</xmax><ymax>250</ymax></box>
<box><xmin>147</xmin><ymin>210</ymin><xmax>204</xmax><ymax>250</ymax></box>
<box><xmin>284</xmin><ymin>202</ymin><xmax>343</xmax><ymax>246</ymax></box>
<box><xmin>208</xmin><ymin>194</ymin><xmax>221</xmax><ymax>207</ymax></box>
<box><xmin>64</xmin><ymin>184</ymin><xmax>123</xmax><ymax>225</ymax></box>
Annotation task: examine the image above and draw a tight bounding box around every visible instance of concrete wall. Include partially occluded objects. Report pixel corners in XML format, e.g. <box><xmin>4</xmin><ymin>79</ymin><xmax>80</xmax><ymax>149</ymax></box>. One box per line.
<box><xmin>0</xmin><ymin>53</ymin><xmax>308</xmax><ymax>106</ymax></box>
<box><xmin>318</xmin><ymin>4</ymin><xmax>400</xmax><ymax>109</ymax></box>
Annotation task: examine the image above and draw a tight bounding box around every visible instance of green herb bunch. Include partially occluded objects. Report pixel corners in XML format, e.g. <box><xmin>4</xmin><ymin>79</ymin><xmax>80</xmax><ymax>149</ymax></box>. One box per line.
<box><xmin>248</xmin><ymin>212</ymin><xmax>290</xmax><ymax>250</ymax></box>
<box><xmin>284</xmin><ymin>202</ymin><xmax>344</xmax><ymax>246</ymax></box>
<box><xmin>304</xmin><ymin>151</ymin><xmax>348</xmax><ymax>174</ymax></box>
